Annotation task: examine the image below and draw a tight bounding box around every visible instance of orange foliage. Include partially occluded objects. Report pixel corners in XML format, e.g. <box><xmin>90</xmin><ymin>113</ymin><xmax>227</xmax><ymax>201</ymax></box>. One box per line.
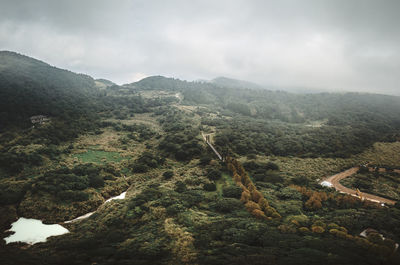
<box><xmin>311</xmin><ymin>225</ymin><xmax>325</xmax><ymax>234</ymax></box>
<box><xmin>233</xmin><ymin>173</ymin><xmax>241</xmax><ymax>183</ymax></box>
<box><xmin>245</xmin><ymin>201</ymin><xmax>261</xmax><ymax>212</ymax></box>
<box><xmin>227</xmin><ymin>163</ymin><xmax>237</xmax><ymax>175</ymax></box>
<box><xmin>305</xmin><ymin>195</ymin><xmax>322</xmax><ymax>210</ymax></box>
<box><xmin>251</xmin><ymin>190</ymin><xmax>263</xmax><ymax>203</ymax></box>
<box><xmin>258</xmin><ymin>198</ymin><xmax>269</xmax><ymax>210</ymax></box>
<box><xmin>227</xmin><ymin>157</ymin><xmax>280</xmax><ymax>219</ymax></box>
<box><xmin>252</xmin><ymin>209</ymin><xmax>267</xmax><ymax>219</ymax></box>
<box><xmin>241</xmin><ymin>190</ymin><xmax>251</xmax><ymax>202</ymax></box>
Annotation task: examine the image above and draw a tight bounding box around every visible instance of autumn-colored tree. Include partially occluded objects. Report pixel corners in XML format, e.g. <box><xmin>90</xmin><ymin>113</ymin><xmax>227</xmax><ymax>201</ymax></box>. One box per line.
<box><xmin>305</xmin><ymin>194</ymin><xmax>322</xmax><ymax>210</ymax></box>
<box><xmin>245</xmin><ymin>200</ymin><xmax>261</xmax><ymax>212</ymax></box>
<box><xmin>311</xmin><ymin>225</ymin><xmax>325</xmax><ymax>234</ymax></box>
<box><xmin>336</xmin><ymin>194</ymin><xmax>361</xmax><ymax>208</ymax></box>
<box><xmin>237</xmin><ymin>163</ymin><xmax>245</xmax><ymax>177</ymax></box>
<box><xmin>247</xmin><ymin>182</ymin><xmax>256</xmax><ymax>193</ymax></box>
<box><xmin>251</xmin><ymin>189</ymin><xmax>263</xmax><ymax>203</ymax></box>
<box><xmin>232</xmin><ymin>159</ymin><xmax>240</xmax><ymax>171</ymax></box>
<box><xmin>237</xmin><ymin>182</ymin><xmax>246</xmax><ymax>191</ymax></box>
<box><xmin>241</xmin><ymin>190</ymin><xmax>251</xmax><ymax>202</ymax></box>
<box><xmin>258</xmin><ymin>198</ymin><xmax>269</xmax><ymax>210</ymax></box>
<box><xmin>242</xmin><ymin>174</ymin><xmax>252</xmax><ymax>187</ymax></box>
<box><xmin>318</xmin><ymin>191</ymin><xmax>328</xmax><ymax>201</ymax></box>
<box><xmin>227</xmin><ymin>162</ymin><xmax>237</xmax><ymax>175</ymax></box>
<box><xmin>264</xmin><ymin>206</ymin><xmax>281</xmax><ymax>219</ymax></box>
<box><xmin>252</xmin><ymin>209</ymin><xmax>267</xmax><ymax>219</ymax></box>
<box><xmin>233</xmin><ymin>172</ymin><xmax>241</xmax><ymax>183</ymax></box>
<box><xmin>226</xmin><ymin>157</ymin><xmax>281</xmax><ymax>220</ymax></box>
<box><xmin>290</xmin><ymin>220</ymin><xmax>300</xmax><ymax>227</ymax></box>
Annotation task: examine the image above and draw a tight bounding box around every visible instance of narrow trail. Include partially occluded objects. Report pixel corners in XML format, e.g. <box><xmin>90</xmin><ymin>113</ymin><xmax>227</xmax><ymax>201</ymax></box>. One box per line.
<box><xmin>321</xmin><ymin>167</ymin><xmax>397</xmax><ymax>205</ymax></box>
<box><xmin>201</xmin><ymin>132</ymin><xmax>223</xmax><ymax>160</ymax></box>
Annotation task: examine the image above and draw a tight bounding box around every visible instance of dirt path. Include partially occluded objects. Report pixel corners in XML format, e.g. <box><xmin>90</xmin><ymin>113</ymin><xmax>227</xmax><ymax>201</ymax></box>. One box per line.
<box><xmin>321</xmin><ymin>167</ymin><xmax>397</xmax><ymax>205</ymax></box>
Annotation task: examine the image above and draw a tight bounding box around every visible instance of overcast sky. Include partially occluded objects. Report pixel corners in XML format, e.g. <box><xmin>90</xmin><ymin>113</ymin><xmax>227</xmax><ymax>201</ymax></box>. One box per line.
<box><xmin>1</xmin><ymin>0</ymin><xmax>399</xmax><ymax>95</ymax></box>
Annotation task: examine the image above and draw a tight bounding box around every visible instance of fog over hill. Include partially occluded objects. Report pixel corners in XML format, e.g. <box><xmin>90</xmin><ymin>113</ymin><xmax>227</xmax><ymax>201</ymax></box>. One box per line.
<box><xmin>0</xmin><ymin>0</ymin><xmax>399</xmax><ymax>95</ymax></box>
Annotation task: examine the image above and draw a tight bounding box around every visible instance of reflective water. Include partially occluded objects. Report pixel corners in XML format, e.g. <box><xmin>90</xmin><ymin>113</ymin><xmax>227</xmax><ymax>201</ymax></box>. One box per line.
<box><xmin>4</xmin><ymin>217</ymin><xmax>69</xmax><ymax>245</ymax></box>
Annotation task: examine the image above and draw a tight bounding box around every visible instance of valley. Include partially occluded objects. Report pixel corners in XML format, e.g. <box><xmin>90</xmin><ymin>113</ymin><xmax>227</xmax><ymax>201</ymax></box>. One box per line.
<box><xmin>1</xmin><ymin>52</ymin><xmax>400</xmax><ymax>265</ymax></box>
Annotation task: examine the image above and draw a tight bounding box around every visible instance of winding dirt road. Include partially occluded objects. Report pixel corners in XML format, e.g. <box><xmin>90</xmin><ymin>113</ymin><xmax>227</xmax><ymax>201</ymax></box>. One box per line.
<box><xmin>321</xmin><ymin>167</ymin><xmax>397</xmax><ymax>205</ymax></box>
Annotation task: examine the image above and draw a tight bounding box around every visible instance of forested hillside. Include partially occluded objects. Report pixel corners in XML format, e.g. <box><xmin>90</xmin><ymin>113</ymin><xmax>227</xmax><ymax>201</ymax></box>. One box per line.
<box><xmin>1</xmin><ymin>55</ymin><xmax>400</xmax><ymax>265</ymax></box>
<box><xmin>0</xmin><ymin>51</ymin><xmax>100</xmax><ymax>128</ymax></box>
<box><xmin>128</xmin><ymin>76</ymin><xmax>400</xmax><ymax>158</ymax></box>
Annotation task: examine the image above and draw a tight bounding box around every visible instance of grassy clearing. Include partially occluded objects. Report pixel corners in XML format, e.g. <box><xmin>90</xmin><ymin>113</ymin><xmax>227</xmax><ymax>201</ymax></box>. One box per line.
<box><xmin>74</xmin><ymin>128</ymin><xmax>123</xmax><ymax>151</ymax></box>
<box><xmin>104</xmin><ymin>112</ymin><xmax>162</xmax><ymax>132</ymax></box>
<box><xmin>73</xmin><ymin>149</ymin><xmax>124</xmax><ymax>164</ymax></box>
<box><xmin>215</xmin><ymin>172</ymin><xmax>233</xmax><ymax>196</ymax></box>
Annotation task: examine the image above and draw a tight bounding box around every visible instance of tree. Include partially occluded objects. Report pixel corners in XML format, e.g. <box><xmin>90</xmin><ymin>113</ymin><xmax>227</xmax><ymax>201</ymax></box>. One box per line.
<box><xmin>207</xmin><ymin>169</ymin><xmax>222</xmax><ymax>180</ymax></box>
<box><xmin>222</xmin><ymin>186</ymin><xmax>242</xmax><ymax>199</ymax></box>
<box><xmin>240</xmin><ymin>190</ymin><xmax>251</xmax><ymax>203</ymax></box>
<box><xmin>163</xmin><ymin>171</ymin><xmax>174</xmax><ymax>179</ymax></box>
<box><xmin>305</xmin><ymin>194</ymin><xmax>322</xmax><ymax>210</ymax></box>
<box><xmin>311</xmin><ymin>226</ymin><xmax>325</xmax><ymax>234</ymax></box>
<box><xmin>203</xmin><ymin>183</ymin><xmax>217</xmax><ymax>191</ymax></box>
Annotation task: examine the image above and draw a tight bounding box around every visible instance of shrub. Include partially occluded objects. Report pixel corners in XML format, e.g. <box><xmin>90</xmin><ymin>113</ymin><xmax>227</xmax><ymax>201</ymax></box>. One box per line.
<box><xmin>174</xmin><ymin>181</ymin><xmax>187</xmax><ymax>193</ymax></box>
<box><xmin>89</xmin><ymin>174</ymin><xmax>104</xmax><ymax>188</ymax></box>
<box><xmin>58</xmin><ymin>190</ymin><xmax>89</xmax><ymax>202</ymax></box>
<box><xmin>299</xmin><ymin>227</ymin><xmax>310</xmax><ymax>234</ymax></box>
<box><xmin>264</xmin><ymin>173</ymin><xmax>283</xmax><ymax>183</ymax></box>
<box><xmin>131</xmin><ymin>163</ymin><xmax>149</xmax><ymax>173</ymax></box>
<box><xmin>212</xmin><ymin>198</ymin><xmax>243</xmax><ymax>213</ymax></box>
<box><xmin>199</xmin><ymin>155</ymin><xmax>212</xmax><ymax>166</ymax></box>
<box><xmin>266</xmin><ymin>162</ymin><xmax>279</xmax><ymax>171</ymax></box>
<box><xmin>163</xmin><ymin>171</ymin><xmax>174</xmax><ymax>179</ymax></box>
<box><xmin>311</xmin><ymin>226</ymin><xmax>325</xmax><ymax>234</ymax></box>
<box><xmin>203</xmin><ymin>182</ymin><xmax>217</xmax><ymax>191</ymax></box>
<box><xmin>222</xmin><ymin>186</ymin><xmax>242</xmax><ymax>199</ymax></box>
<box><xmin>292</xmin><ymin>175</ymin><xmax>309</xmax><ymax>185</ymax></box>
<box><xmin>278</xmin><ymin>187</ymin><xmax>302</xmax><ymax>200</ymax></box>
<box><xmin>166</xmin><ymin>204</ymin><xmax>186</xmax><ymax>215</ymax></box>
<box><xmin>207</xmin><ymin>169</ymin><xmax>222</xmax><ymax>180</ymax></box>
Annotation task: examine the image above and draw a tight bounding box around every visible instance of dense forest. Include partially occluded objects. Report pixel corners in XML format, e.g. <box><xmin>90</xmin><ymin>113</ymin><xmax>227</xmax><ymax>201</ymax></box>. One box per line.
<box><xmin>1</xmin><ymin>52</ymin><xmax>400</xmax><ymax>265</ymax></box>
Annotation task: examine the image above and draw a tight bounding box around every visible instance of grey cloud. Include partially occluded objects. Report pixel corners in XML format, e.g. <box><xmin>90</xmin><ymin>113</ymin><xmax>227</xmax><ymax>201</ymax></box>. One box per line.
<box><xmin>0</xmin><ymin>0</ymin><xmax>399</xmax><ymax>95</ymax></box>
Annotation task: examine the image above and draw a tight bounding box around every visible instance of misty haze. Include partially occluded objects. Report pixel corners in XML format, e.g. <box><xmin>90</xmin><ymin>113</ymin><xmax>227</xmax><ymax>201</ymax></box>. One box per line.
<box><xmin>1</xmin><ymin>1</ymin><xmax>400</xmax><ymax>265</ymax></box>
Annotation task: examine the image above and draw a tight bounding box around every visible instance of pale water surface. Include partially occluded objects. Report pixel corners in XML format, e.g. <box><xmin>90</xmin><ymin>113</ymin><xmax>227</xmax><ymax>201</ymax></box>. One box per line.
<box><xmin>4</xmin><ymin>190</ymin><xmax>128</xmax><ymax>245</ymax></box>
<box><xmin>4</xmin><ymin>217</ymin><xmax>69</xmax><ymax>245</ymax></box>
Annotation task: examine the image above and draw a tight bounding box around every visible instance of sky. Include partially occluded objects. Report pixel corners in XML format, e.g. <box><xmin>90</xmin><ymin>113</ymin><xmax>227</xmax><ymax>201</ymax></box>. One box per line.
<box><xmin>0</xmin><ymin>0</ymin><xmax>399</xmax><ymax>95</ymax></box>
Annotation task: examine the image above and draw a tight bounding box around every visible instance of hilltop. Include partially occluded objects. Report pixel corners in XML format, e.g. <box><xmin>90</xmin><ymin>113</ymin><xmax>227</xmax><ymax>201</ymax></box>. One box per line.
<box><xmin>0</xmin><ymin>51</ymin><xmax>99</xmax><ymax>128</ymax></box>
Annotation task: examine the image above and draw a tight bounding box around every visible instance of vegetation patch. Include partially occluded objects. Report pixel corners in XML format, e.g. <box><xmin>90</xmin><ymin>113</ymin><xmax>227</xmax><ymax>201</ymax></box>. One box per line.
<box><xmin>73</xmin><ymin>148</ymin><xmax>124</xmax><ymax>164</ymax></box>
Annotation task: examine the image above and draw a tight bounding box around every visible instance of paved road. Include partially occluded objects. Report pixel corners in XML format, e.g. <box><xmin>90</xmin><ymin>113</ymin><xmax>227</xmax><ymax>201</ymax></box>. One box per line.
<box><xmin>321</xmin><ymin>167</ymin><xmax>397</xmax><ymax>205</ymax></box>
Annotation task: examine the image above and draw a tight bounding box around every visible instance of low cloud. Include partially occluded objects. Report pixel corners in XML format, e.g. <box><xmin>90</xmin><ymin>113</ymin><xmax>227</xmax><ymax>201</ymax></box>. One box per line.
<box><xmin>0</xmin><ymin>0</ymin><xmax>399</xmax><ymax>95</ymax></box>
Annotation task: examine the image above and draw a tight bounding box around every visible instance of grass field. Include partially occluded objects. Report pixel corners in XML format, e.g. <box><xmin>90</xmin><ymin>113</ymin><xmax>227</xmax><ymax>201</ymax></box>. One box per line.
<box><xmin>73</xmin><ymin>149</ymin><xmax>124</xmax><ymax>164</ymax></box>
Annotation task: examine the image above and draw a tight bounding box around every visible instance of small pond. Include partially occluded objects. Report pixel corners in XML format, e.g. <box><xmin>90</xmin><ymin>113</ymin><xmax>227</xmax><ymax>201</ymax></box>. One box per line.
<box><xmin>4</xmin><ymin>217</ymin><xmax>69</xmax><ymax>245</ymax></box>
